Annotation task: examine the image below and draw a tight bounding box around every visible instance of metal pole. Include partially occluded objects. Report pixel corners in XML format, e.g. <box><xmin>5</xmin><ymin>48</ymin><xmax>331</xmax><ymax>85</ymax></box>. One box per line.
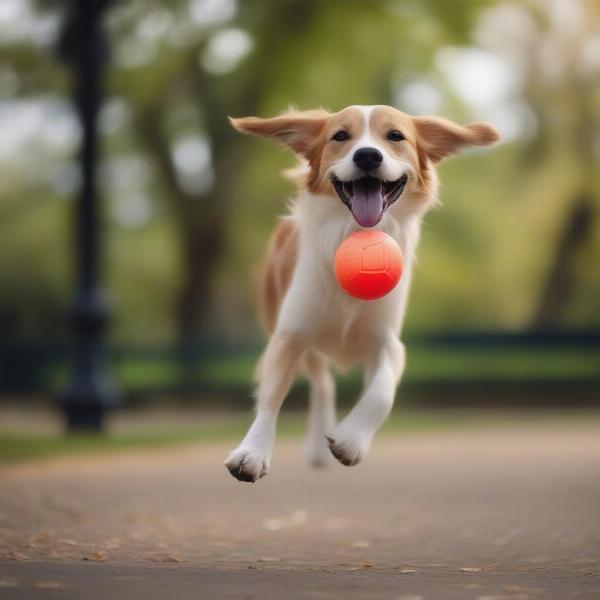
<box><xmin>59</xmin><ymin>0</ymin><xmax>120</xmax><ymax>431</ymax></box>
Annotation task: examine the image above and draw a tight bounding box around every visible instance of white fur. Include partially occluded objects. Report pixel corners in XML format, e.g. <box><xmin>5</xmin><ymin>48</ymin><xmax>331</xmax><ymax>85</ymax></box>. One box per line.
<box><xmin>225</xmin><ymin>107</ymin><xmax>437</xmax><ymax>481</ymax></box>
<box><xmin>330</xmin><ymin>106</ymin><xmax>408</xmax><ymax>183</ymax></box>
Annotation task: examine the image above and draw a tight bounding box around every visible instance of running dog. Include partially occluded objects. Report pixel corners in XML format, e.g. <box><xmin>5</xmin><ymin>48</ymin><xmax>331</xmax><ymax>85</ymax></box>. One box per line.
<box><xmin>225</xmin><ymin>105</ymin><xmax>498</xmax><ymax>482</ymax></box>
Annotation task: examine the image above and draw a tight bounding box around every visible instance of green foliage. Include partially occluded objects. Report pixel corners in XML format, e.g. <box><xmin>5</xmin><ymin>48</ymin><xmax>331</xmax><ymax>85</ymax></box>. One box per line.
<box><xmin>0</xmin><ymin>0</ymin><xmax>598</xmax><ymax>346</ymax></box>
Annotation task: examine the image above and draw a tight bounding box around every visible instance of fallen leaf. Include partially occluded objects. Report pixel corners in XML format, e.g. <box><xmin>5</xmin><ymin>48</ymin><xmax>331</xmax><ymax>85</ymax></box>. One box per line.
<box><xmin>527</xmin><ymin>556</ymin><xmax>550</xmax><ymax>565</ymax></box>
<box><xmin>476</xmin><ymin>596</ymin><xmax>518</xmax><ymax>600</ymax></box>
<box><xmin>35</xmin><ymin>581</ymin><xmax>64</xmax><ymax>590</ymax></box>
<box><xmin>257</xmin><ymin>557</ymin><xmax>282</xmax><ymax>563</ymax></box>
<box><xmin>346</xmin><ymin>561</ymin><xmax>374</xmax><ymax>570</ymax></box>
<box><xmin>291</xmin><ymin>509</ymin><xmax>308</xmax><ymax>524</ymax></box>
<box><xmin>82</xmin><ymin>551</ymin><xmax>107</xmax><ymax>562</ymax></box>
<box><xmin>263</xmin><ymin>519</ymin><xmax>285</xmax><ymax>531</ymax></box>
<box><xmin>503</xmin><ymin>585</ymin><xmax>541</xmax><ymax>595</ymax></box>
<box><xmin>152</xmin><ymin>553</ymin><xmax>183</xmax><ymax>563</ymax></box>
<box><xmin>350</xmin><ymin>540</ymin><xmax>371</xmax><ymax>548</ymax></box>
<box><xmin>29</xmin><ymin>530</ymin><xmax>53</xmax><ymax>543</ymax></box>
<box><xmin>262</xmin><ymin>509</ymin><xmax>308</xmax><ymax>531</ymax></box>
<box><xmin>103</xmin><ymin>538</ymin><xmax>122</xmax><ymax>550</ymax></box>
<box><xmin>461</xmin><ymin>567</ymin><xmax>483</xmax><ymax>573</ymax></box>
<box><xmin>5</xmin><ymin>552</ymin><xmax>28</xmax><ymax>561</ymax></box>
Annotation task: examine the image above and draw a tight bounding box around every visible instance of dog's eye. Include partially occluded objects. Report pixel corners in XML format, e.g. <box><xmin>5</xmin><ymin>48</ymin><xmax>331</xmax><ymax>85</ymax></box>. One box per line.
<box><xmin>332</xmin><ymin>130</ymin><xmax>350</xmax><ymax>142</ymax></box>
<box><xmin>387</xmin><ymin>130</ymin><xmax>405</xmax><ymax>142</ymax></box>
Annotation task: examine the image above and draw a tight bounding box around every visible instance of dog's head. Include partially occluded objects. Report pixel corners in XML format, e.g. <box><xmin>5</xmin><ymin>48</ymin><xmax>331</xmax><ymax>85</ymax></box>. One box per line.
<box><xmin>230</xmin><ymin>105</ymin><xmax>498</xmax><ymax>227</ymax></box>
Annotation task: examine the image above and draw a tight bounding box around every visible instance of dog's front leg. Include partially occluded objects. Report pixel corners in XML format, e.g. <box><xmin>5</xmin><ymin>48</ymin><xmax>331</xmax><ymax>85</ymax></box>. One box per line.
<box><xmin>327</xmin><ymin>334</ymin><xmax>405</xmax><ymax>467</ymax></box>
<box><xmin>225</xmin><ymin>331</ymin><xmax>304</xmax><ymax>482</ymax></box>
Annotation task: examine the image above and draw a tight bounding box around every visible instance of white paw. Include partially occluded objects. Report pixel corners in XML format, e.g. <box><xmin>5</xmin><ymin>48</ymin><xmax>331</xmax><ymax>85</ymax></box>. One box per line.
<box><xmin>225</xmin><ymin>447</ymin><xmax>269</xmax><ymax>483</ymax></box>
<box><xmin>306</xmin><ymin>434</ymin><xmax>333</xmax><ymax>468</ymax></box>
<box><xmin>325</xmin><ymin>427</ymin><xmax>371</xmax><ymax>467</ymax></box>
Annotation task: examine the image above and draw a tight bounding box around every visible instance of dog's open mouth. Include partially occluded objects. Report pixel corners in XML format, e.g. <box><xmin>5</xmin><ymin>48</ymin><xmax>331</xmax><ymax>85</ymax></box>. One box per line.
<box><xmin>331</xmin><ymin>174</ymin><xmax>408</xmax><ymax>227</ymax></box>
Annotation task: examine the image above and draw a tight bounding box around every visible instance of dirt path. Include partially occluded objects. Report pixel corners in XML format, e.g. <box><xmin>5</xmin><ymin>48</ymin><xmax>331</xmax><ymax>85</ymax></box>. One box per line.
<box><xmin>1</xmin><ymin>426</ymin><xmax>599</xmax><ymax>599</ymax></box>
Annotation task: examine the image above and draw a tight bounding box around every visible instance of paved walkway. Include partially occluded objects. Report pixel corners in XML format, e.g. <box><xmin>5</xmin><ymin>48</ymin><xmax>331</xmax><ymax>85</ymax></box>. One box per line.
<box><xmin>1</xmin><ymin>426</ymin><xmax>599</xmax><ymax>598</ymax></box>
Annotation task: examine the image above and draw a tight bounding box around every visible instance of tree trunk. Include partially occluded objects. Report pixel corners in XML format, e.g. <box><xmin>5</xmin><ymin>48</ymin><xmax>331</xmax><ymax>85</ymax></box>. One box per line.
<box><xmin>133</xmin><ymin>0</ymin><xmax>321</xmax><ymax>350</ymax></box>
<box><xmin>176</xmin><ymin>217</ymin><xmax>225</xmax><ymax>340</ymax></box>
<box><xmin>532</xmin><ymin>192</ymin><xmax>595</xmax><ymax>328</ymax></box>
<box><xmin>175</xmin><ymin>214</ymin><xmax>225</xmax><ymax>384</ymax></box>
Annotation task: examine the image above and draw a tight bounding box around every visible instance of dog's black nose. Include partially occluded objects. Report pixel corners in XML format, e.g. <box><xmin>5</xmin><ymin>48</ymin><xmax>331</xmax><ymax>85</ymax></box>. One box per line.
<box><xmin>353</xmin><ymin>147</ymin><xmax>383</xmax><ymax>172</ymax></box>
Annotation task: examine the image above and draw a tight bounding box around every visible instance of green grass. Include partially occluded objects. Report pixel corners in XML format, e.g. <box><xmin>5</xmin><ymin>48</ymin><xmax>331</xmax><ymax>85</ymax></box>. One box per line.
<box><xmin>5</xmin><ymin>342</ymin><xmax>599</xmax><ymax>463</ymax></box>
<box><xmin>113</xmin><ymin>346</ymin><xmax>600</xmax><ymax>391</ymax></box>
<box><xmin>2</xmin><ymin>408</ymin><xmax>599</xmax><ymax>464</ymax></box>
<box><xmin>44</xmin><ymin>345</ymin><xmax>600</xmax><ymax>403</ymax></box>
<box><xmin>0</xmin><ymin>414</ymin><xmax>252</xmax><ymax>463</ymax></box>
<box><xmin>0</xmin><ymin>409</ymin><xmax>460</xmax><ymax>463</ymax></box>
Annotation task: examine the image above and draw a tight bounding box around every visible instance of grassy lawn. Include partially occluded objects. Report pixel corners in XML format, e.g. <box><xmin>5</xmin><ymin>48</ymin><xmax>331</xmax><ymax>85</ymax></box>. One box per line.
<box><xmin>0</xmin><ymin>418</ymin><xmax>244</xmax><ymax>464</ymax></box>
<box><xmin>41</xmin><ymin>344</ymin><xmax>600</xmax><ymax>395</ymax></box>
<box><xmin>1</xmin><ymin>406</ymin><xmax>599</xmax><ymax>464</ymax></box>
<box><xmin>194</xmin><ymin>346</ymin><xmax>600</xmax><ymax>386</ymax></box>
<box><xmin>3</xmin><ymin>341</ymin><xmax>599</xmax><ymax>463</ymax></box>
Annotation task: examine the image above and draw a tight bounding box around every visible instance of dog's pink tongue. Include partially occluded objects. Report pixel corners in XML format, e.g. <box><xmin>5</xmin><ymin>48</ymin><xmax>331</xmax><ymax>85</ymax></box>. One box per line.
<box><xmin>350</xmin><ymin>178</ymin><xmax>384</xmax><ymax>227</ymax></box>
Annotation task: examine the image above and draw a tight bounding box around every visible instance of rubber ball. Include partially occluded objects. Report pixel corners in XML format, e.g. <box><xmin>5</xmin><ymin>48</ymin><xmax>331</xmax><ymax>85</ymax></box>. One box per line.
<box><xmin>334</xmin><ymin>230</ymin><xmax>403</xmax><ymax>300</ymax></box>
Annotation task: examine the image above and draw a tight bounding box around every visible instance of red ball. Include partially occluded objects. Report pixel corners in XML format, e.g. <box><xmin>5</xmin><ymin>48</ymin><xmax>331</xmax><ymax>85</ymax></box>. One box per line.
<box><xmin>334</xmin><ymin>230</ymin><xmax>403</xmax><ymax>300</ymax></box>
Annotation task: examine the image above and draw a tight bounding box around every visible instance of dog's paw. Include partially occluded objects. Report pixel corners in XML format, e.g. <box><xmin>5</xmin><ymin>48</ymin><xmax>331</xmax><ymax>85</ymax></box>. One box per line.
<box><xmin>325</xmin><ymin>430</ymin><xmax>370</xmax><ymax>467</ymax></box>
<box><xmin>306</xmin><ymin>437</ymin><xmax>333</xmax><ymax>469</ymax></box>
<box><xmin>225</xmin><ymin>448</ymin><xmax>269</xmax><ymax>483</ymax></box>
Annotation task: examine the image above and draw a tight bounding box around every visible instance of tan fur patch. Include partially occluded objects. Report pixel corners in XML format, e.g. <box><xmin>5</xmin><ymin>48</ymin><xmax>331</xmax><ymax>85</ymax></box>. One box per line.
<box><xmin>259</xmin><ymin>218</ymin><xmax>298</xmax><ymax>333</ymax></box>
<box><xmin>412</xmin><ymin>116</ymin><xmax>499</xmax><ymax>162</ymax></box>
<box><xmin>307</xmin><ymin>107</ymin><xmax>365</xmax><ymax>194</ymax></box>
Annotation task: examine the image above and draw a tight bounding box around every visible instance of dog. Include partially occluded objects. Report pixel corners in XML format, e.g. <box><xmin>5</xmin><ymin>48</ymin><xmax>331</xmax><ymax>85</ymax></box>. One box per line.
<box><xmin>225</xmin><ymin>105</ymin><xmax>498</xmax><ymax>482</ymax></box>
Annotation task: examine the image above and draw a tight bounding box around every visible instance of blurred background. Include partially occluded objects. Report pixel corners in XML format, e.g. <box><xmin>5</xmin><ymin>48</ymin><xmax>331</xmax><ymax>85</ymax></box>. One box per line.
<box><xmin>0</xmin><ymin>0</ymin><xmax>599</xmax><ymax>450</ymax></box>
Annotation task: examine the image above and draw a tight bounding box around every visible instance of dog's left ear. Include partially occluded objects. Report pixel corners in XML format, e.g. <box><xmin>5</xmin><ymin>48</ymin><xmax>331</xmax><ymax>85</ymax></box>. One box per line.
<box><xmin>229</xmin><ymin>109</ymin><xmax>329</xmax><ymax>158</ymax></box>
<box><xmin>412</xmin><ymin>116</ymin><xmax>499</xmax><ymax>163</ymax></box>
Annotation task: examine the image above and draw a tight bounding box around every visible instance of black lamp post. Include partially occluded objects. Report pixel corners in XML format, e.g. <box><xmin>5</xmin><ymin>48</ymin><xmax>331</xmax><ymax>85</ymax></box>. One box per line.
<box><xmin>59</xmin><ymin>0</ymin><xmax>120</xmax><ymax>432</ymax></box>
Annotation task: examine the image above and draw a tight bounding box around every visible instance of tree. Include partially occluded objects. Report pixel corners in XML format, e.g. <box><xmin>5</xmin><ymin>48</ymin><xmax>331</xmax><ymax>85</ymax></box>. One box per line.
<box><xmin>477</xmin><ymin>0</ymin><xmax>600</xmax><ymax>327</ymax></box>
<box><xmin>109</xmin><ymin>0</ymin><xmax>494</xmax><ymax>343</ymax></box>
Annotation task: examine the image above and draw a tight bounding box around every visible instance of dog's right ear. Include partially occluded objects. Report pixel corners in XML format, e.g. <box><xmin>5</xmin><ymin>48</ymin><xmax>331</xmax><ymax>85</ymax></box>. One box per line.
<box><xmin>229</xmin><ymin>109</ymin><xmax>329</xmax><ymax>158</ymax></box>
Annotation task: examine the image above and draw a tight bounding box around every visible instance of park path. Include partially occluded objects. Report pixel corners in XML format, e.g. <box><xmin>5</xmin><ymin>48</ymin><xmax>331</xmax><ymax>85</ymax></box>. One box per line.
<box><xmin>1</xmin><ymin>424</ymin><xmax>599</xmax><ymax>599</ymax></box>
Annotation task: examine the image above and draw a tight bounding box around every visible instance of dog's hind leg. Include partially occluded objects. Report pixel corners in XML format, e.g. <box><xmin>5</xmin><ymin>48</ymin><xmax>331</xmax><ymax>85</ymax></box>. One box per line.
<box><xmin>303</xmin><ymin>351</ymin><xmax>336</xmax><ymax>468</ymax></box>
<box><xmin>225</xmin><ymin>332</ymin><xmax>304</xmax><ymax>482</ymax></box>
